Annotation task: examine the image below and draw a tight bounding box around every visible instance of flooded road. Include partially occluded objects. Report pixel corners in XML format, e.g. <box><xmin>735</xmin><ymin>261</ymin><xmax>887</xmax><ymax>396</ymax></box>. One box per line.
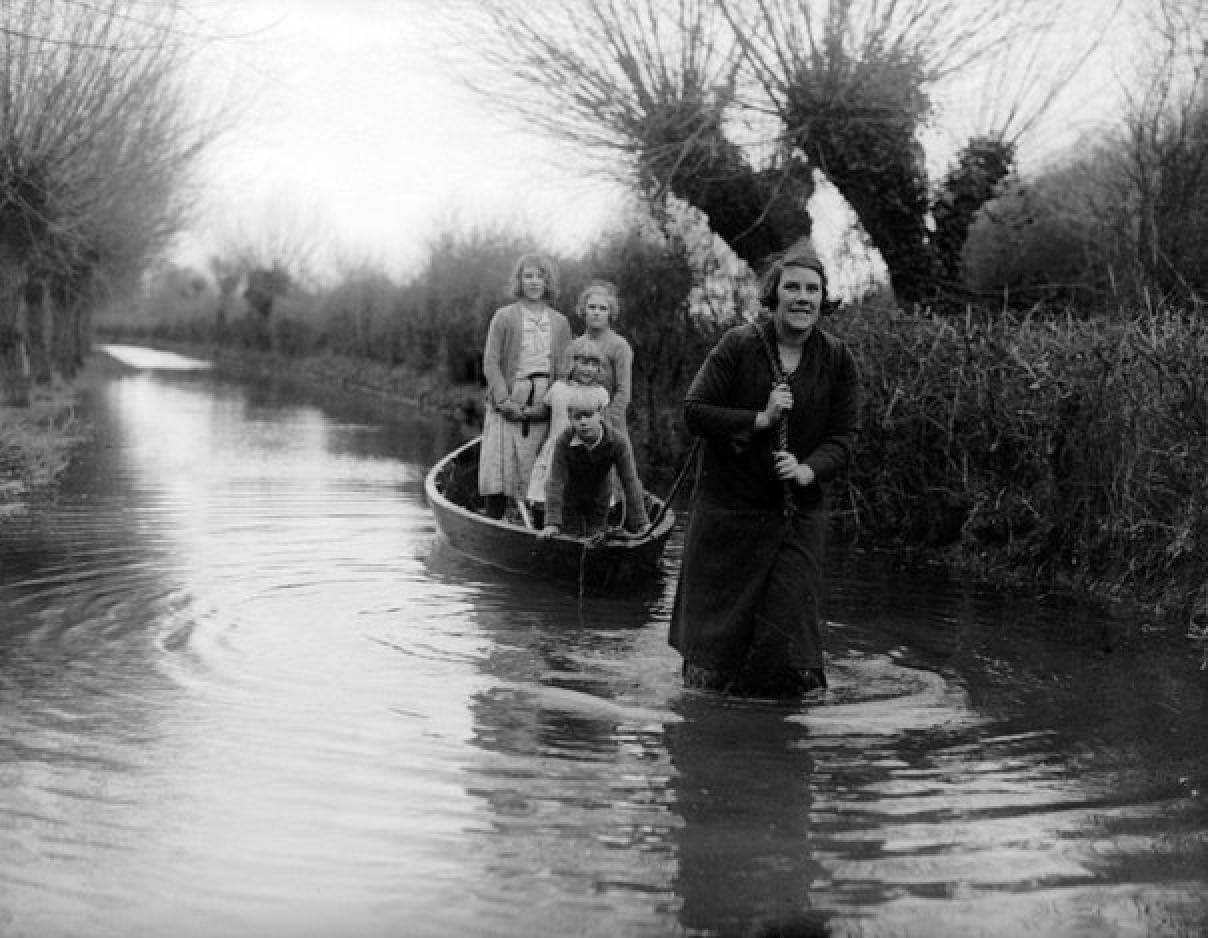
<box><xmin>1</xmin><ymin>346</ymin><xmax>1205</xmax><ymax>938</ymax></box>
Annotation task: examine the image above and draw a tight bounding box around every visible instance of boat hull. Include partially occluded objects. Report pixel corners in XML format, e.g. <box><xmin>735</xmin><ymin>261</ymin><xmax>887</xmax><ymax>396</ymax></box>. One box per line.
<box><xmin>424</xmin><ymin>437</ymin><xmax>675</xmax><ymax>590</ymax></box>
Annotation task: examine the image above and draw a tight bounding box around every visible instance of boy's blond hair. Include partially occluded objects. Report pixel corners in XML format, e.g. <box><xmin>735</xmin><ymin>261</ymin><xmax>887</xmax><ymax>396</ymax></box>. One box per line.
<box><xmin>565</xmin><ymin>386</ymin><xmax>605</xmax><ymax>414</ymax></box>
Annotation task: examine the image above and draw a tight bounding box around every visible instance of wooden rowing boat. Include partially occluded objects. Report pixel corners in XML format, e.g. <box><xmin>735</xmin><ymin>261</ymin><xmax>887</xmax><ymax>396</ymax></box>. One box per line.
<box><xmin>424</xmin><ymin>436</ymin><xmax>676</xmax><ymax>590</ymax></box>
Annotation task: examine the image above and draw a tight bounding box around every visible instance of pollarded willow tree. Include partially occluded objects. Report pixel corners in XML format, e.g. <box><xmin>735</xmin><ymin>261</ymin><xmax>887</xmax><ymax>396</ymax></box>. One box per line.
<box><xmin>0</xmin><ymin>0</ymin><xmax>216</xmax><ymax>398</ymax></box>
<box><xmin>930</xmin><ymin>137</ymin><xmax>1016</xmax><ymax>291</ymax></box>
<box><xmin>444</xmin><ymin>0</ymin><xmax>814</xmax><ymax>267</ymax></box>
<box><xmin>714</xmin><ymin>0</ymin><xmax>1078</xmax><ymax>304</ymax></box>
<box><xmin>920</xmin><ymin>0</ymin><xmax>1120</xmax><ymax>297</ymax></box>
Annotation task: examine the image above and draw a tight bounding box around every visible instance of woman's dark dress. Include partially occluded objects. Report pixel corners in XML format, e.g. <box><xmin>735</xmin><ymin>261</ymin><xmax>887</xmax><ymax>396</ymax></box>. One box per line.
<box><xmin>669</xmin><ymin>318</ymin><xmax>859</xmax><ymax>695</ymax></box>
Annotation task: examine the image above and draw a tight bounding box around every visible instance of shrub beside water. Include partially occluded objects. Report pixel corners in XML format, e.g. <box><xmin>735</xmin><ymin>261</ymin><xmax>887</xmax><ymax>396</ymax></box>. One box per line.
<box><xmin>1</xmin><ymin>379</ymin><xmax>89</xmax><ymax>512</ymax></box>
<box><xmin>836</xmin><ymin>303</ymin><xmax>1208</xmax><ymax>633</ymax></box>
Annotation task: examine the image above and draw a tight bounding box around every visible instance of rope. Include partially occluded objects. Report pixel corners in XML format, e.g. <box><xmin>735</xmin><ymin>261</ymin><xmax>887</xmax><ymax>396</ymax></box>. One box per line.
<box><xmin>577</xmin><ymin>529</ymin><xmax>607</xmax><ymax>606</ymax></box>
<box><xmin>754</xmin><ymin>324</ymin><xmax>796</xmax><ymax>516</ymax></box>
<box><xmin>648</xmin><ymin>436</ymin><xmax>701</xmax><ymax>530</ymax></box>
<box><xmin>578</xmin><ymin>537</ymin><xmax>589</xmax><ymax>607</ymax></box>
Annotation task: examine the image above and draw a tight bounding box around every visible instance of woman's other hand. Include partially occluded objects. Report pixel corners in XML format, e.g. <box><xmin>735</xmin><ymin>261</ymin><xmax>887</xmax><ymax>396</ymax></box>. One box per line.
<box><xmin>773</xmin><ymin>450</ymin><xmax>815</xmax><ymax>486</ymax></box>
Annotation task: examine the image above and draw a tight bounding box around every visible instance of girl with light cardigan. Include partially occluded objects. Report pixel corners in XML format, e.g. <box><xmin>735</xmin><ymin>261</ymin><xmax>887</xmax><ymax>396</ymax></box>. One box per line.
<box><xmin>478</xmin><ymin>253</ymin><xmax>572</xmax><ymax>519</ymax></box>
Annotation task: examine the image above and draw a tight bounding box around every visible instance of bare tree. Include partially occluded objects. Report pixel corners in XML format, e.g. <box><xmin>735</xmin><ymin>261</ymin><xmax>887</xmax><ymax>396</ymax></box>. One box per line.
<box><xmin>442</xmin><ymin>0</ymin><xmax>813</xmax><ymax>264</ymax></box>
<box><xmin>210</xmin><ymin>195</ymin><xmax>331</xmax><ymax>289</ymax></box>
<box><xmin>1117</xmin><ymin>0</ymin><xmax>1208</xmax><ymax>301</ymax></box>
<box><xmin>448</xmin><ymin>0</ymin><xmax>739</xmax><ymax>177</ymax></box>
<box><xmin>952</xmin><ymin>2</ymin><xmax>1124</xmax><ymax>151</ymax></box>
<box><xmin>0</xmin><ymin>0</ymin><xmax>216</xmax><ymax>398</ymax></box>
<box><xmin>205</xmin><ymin>196</ymin><xmax>333</xmax><ymax>349</ymax></box>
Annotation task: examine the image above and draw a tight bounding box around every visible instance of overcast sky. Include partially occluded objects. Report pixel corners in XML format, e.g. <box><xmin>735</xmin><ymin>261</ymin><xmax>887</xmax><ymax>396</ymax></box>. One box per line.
<box><xmin>179</xmin><ymin>0</ymin><xmax>627</xmax><ymax>278</ymax></box>
<box><xmin>177</xmin><ymin>0</ymin><xmax>1138</xmax><ymax>283</ymax></box>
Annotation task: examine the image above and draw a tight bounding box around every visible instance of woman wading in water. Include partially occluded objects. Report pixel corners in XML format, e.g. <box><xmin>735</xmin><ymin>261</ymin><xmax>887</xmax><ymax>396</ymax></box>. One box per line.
<box><xmin>669</xmin><ymin>242</ymin><xmax>860</xmax><ymax>698</ymax></box>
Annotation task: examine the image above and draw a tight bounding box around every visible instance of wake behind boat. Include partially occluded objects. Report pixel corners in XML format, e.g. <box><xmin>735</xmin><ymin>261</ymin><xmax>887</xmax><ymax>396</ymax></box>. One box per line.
<box><xmin>424</xmin><ymin>437</ymin><xmax>676</xmax><ymax>590</ymax></box>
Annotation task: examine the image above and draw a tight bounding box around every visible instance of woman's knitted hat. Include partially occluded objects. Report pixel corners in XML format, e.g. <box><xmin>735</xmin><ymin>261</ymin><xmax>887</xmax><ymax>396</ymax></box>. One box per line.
<box><xmin>758</xmin><ymin>238</ymin><xmax>830</xmax><ymax>308</ymax></box>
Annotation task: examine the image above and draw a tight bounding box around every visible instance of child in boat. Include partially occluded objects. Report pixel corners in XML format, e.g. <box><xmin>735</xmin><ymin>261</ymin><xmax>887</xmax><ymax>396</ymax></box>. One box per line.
<box><xmin>538</xmin><ymin>397</ymin><xmax>650</xmax><ymax>540</ymax></box>
<box><xmin>526</xmin><ymin>338</ymin><xmax>611</xmax><ymax>507</ymax></box>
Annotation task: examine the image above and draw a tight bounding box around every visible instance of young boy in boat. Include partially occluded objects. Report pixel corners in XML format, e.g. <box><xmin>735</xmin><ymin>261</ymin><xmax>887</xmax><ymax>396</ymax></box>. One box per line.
<box><xmin>538</xmin><ymin>397</ymin><xmax>651</xmax><ymax>540</ymax></box>
<box><xmin>527</xmin><ymin>338</ymin><xmax>611</xmax><ymax>509</ymax></box>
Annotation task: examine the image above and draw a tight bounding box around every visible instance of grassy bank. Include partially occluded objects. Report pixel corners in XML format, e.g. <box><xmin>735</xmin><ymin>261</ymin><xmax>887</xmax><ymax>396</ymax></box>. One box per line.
<box><xmin>0</xmin><ymin>374</ymin><xmax>92</xmax><ymax>519</ymax></box>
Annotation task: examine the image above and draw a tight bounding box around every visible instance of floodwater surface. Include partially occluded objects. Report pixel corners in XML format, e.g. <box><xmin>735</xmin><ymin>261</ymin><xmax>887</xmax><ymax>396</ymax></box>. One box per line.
<box><xmin>0</xmin><ymin>346</ymin><xmax>1205</xmax><ymax>938</ymax></box>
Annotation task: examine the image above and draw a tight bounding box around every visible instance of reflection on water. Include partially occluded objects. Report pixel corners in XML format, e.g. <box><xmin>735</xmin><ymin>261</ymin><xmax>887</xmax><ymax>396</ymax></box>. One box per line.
<box><xmin>669</xmin><ymin>698</ymin><xmax>828</xmax><ymax>936</ymax></box>
<box><xmin>100</xmin><ymin>343</ymin><xmax>214</xmax><ymax>371</ymax></box>
<box><xmin>0</xmin><ymin>350</ymin><xmax>1205</xmax><ymax>937</ymax></box>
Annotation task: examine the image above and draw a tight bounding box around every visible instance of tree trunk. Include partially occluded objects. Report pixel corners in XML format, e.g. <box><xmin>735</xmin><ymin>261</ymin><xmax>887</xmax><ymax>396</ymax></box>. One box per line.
<box><xmin>0</xmin><ymin>259</ymin><xmax>31</xmax><ymax>406</ymax></box>
<box><xmin>25</xmin><ymin>283</ymin><xmax>54</xmax><ymax>384</ymax></box>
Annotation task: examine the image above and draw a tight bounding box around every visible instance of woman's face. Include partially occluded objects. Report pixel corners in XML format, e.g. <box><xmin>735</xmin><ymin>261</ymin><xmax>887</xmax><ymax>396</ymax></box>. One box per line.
<box><xmin>774</xmin><ymin>265</ymin><xmax>823</xmax><ymax>335</ymax></box>
<box><xmin>520</xmin><ymin>265</ymin><xmax>547</xmax><ymax>302</ymax></box>
<box><xmin>583</xmin><ymin>292</ymin><xmax>613</xmax><ymax>332</ymax></box>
